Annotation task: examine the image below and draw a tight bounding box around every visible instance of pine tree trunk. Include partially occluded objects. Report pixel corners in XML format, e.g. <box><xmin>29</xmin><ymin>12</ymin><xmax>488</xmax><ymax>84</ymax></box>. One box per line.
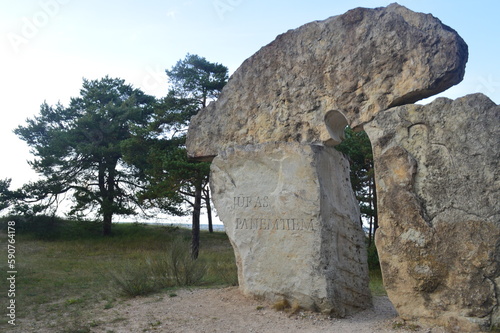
<box><xmin>102</xmin><ymin>206</ymin><xmax>113</xmax><ymax>236</ymax></box>
<box><xmin>368</xmin><ymin>178</ymin><xmax>373</xmax><ymax>246</ymax></box>
<box><xmin>372</xmin><ymin>175</ymin><xmax>379</xmax><ymax>236</ymax></box>
<box><xmin>191</xmin><ymin>181</ymin><xmax>202</xmax><ymax>259</ymax></box>
<box><xmin>99</xmin><ymin>160</ymin><xmax>117</xmax><ymax>237</ymax></box>
<box><xmin>368</xmin><ymin>215</ymin><xmax>373</xmax><ymax>247</ymax></box>
<box><xmin>205</xmin><ymin>186</ymin><xmax>213</xmax><ymax>233</ymax></box>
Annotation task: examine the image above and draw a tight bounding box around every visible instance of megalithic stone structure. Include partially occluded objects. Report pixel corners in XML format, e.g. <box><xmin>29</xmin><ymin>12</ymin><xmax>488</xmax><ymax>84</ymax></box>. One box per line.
<box><xmin>184</xmin><ymin>4</ymin><xmax>500</xmax><ymax>331</ymax></box>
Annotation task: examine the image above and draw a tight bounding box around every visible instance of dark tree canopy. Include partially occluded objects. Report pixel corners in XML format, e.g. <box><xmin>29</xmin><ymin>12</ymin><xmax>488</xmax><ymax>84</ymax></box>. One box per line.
<box><xmin>124</xmin><ymin>54</ymin><xmax>228</xmax><ymax>258</ymax></box>
<box><xmin>15</xmin><ymin>76</ymin><xmax>156</xmax><ymax>235</ymax></box>
<box><xmin>335</xmin><ymin>127</ymin><xmax>378</xmax><ymax>243</ymax></box>
<box><xmin>166</xmin><ymin>53</ymin><xmax>228</xmax><ymax>109</ymax></box>
<box><xmin>0</xmin><ymin>178</ymin><xmax>14</xmax><ymax>212</ymax></box>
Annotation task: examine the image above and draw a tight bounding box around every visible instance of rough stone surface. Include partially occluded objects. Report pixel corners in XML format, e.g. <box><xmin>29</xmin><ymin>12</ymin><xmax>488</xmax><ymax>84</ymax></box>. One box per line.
<box><xmin>185</xmin><ymin>3</ymin><xmax>498</xmax><ymax>331</ymax></box>
<box><xmin>210</xmin><ymin>143</ymin><xmax>371</xmax><ymax>315</ymax></box>
<box><xmin>364</xmin><ymin>94</ymin><xmax>500</xmax><ymax>331</ymax></box>
<box><xmin>187</xmin><ymin>3</ymin><xmax>467</xmax><ymax>160</ymax></box>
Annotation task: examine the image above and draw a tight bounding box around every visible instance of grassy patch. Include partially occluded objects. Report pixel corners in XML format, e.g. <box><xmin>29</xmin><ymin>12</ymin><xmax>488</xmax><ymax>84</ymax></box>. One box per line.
<box><xmin>109</xmin><ymin>238</ymin><xmax>209</xmax><ymax>297</ymax></box>
<box><xmin>369</xmin><ymin>268</ymin><xmax>386</xmax><ymax>296</ymax></box>
<box><xmin>272</xmin><ymin>299</ymin><xmax>291</xmax><ymax>311</ymax></box>
<box><xmin>367</xmin><ymin>240</ymin><xmax>386</xmax><ymax>296</ymax></box>
<box><xmin>0</xmin><ymin>216</ymin><xmax>386</xmax><ymax>331</ymax></box>
<box><xmin>0</xmin><ymin>218</ymin><xmax>237</xmax><ymax>332</ymax></box>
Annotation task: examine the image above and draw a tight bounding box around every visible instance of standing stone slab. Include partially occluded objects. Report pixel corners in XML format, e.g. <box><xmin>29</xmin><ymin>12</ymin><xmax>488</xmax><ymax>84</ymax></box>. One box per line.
<box><xmin>364</xmin><ymin>94</ymin><xmax>500</xmax><ymax>331</ymax></box>
<box><xmin>210</xmin><ymin>143</ymin><xmax>371</xmax><ymax>315</ymax></box>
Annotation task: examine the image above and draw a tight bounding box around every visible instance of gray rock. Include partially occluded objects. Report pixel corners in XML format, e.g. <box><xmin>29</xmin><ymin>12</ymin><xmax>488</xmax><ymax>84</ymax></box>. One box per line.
<box><xmin>364</xmin><ymin>93</ymin><xmax>500</xmax><ymax>331</ymax></box>
<box><xmin>187</xmin><ymin>3</ymin><xmax>467</xmax><ymax>159</ymax></box>
<box><xmin>184</xmin><ymin>4</ymin><xmax>499</xmax><ymax>331</ymax></box>
<box><xmin>210</xmin><ymin>143</ymin><xmax>371</xmax><ymax>315</ymax></box>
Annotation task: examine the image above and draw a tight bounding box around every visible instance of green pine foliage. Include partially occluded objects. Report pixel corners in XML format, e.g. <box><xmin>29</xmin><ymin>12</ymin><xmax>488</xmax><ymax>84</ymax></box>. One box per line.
<box><xmin>123</xmin><ymin>54</ymin><xmax>229</xmax><ymax>258</ymax></box>
<box><xmin>335</xmin><ymin>127</ymin><xmax>378</xmax><ymax>243</ymax></box>
<box><xmin>0</xmin><ymin>178</ymin><xmax>14</xmax><ymax>212</ymax></box>
<box><xmin>14</xmin><ymin>77</ymin><xmax>156</xmax><ymax>235</ymax></box>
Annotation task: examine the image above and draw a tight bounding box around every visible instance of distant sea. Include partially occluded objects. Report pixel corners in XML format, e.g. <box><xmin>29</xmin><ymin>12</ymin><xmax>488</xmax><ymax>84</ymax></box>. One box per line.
<box><xmin>169</xmin><ymin>223</ymin><xmax>225</xmax><ymax>232</ymax></box>
<box><xmin>136</xmin><ymin>222</ymin><xmax>225</xmax><ymax>232</ymax></box>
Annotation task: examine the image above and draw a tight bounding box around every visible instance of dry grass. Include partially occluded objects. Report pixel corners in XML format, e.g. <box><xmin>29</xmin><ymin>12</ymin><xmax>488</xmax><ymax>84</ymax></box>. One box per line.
<box><xmin>272</xmin><ymin>299</ymin><xmax>291</xmax><ymax>311</ymax></box>
<box><xmin>0</xmin><ymin>220</ymin><xmax>237</xmax><ymax>332</ymax></box>
<box><xmin>0</xmin><ymin>217</ymin><xmax>385</xmax><ymax>332</ymax></box>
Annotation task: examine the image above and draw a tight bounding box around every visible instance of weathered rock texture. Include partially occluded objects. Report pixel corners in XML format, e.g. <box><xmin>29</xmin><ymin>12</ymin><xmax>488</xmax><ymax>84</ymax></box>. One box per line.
<box><xmin>187</xmin><ymin>3</ymin><xmax>467</xmax><ymax>159</ymax></box>
<box><xmin>185</xmin><ymin>3</ymin><xmax>483</xmax><ymax>329</ymax></box>
<box><xmin>364</xmin><ymin>94</ymin><xmax>500</xmax><ymax>331</ymax></box>
<box><xmin>210</xmin><ymin>143</ymin><xmax>371</xmax><ymax>315</ymax></box>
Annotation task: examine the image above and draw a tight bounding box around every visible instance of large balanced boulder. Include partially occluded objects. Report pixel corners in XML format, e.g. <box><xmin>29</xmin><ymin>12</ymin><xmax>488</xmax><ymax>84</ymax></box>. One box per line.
<box><xmin>364</xmin><ymin>94</ymin><xmax>500</xmax><ymax>331</ymax></box>
<box><xmin>187</xmin><ymin>3</ymin><xmax>467</xmax><ymax>159</ymax></box>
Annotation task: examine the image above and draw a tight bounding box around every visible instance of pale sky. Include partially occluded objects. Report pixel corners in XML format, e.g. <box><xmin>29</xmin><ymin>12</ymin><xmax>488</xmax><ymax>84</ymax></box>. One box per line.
<box><xmin>1</xmin><ymin>1</ymin><xmax>499</xmax><ymax>221</ymax></box>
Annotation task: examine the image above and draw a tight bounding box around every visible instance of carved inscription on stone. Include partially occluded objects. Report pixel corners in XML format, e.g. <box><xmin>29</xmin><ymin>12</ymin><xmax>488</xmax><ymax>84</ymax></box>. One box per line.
<box><xmin>233</xmin><ymin>195</ymin><xmax>315</xmax><ymax>231</ymax></box>
<box><xmin>233</xmin><ymin>196</ymin><xmax>270</xmax><ymax>209</ymax></box>
<box><xmin>210</xmin><ymin>142</ymin><xmax>371</xmax><ymax>315</ymax></box>
<box><xmin>235</xmin><ymin>218</ymin><xmax>315</xmax><ymax>231</ymax></box>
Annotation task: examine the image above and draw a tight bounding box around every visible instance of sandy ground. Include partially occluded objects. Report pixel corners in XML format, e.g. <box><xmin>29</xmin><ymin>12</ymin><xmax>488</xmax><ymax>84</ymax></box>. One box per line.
<box><xmin>22</xmin><ymin>287</ymin><xmax>448</xmax><ymax>333</ymax></box>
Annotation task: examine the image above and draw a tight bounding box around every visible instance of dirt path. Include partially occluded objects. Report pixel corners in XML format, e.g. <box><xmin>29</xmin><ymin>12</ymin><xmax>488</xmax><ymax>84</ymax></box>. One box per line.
<box><xmin>80</xmin><ymin>287</ymin><xmax>444</xmax><ymax>333</ymax></box>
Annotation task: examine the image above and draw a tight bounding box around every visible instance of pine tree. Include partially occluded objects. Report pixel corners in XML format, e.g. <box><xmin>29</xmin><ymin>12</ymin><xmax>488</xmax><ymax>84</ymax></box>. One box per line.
<box><xmin>124</xmin><ymin>54</ymin><xmax>228</xmax><ymax>258</ymax></box>
<box><xmin>15</xmin><ymin>77</ymin><xmax>155</xmax><ymax>235</ymax></box>
<box><xmin>335</xmin><ymin>127</ymin><xmax>377</xmax><ymax>244</ymax></box>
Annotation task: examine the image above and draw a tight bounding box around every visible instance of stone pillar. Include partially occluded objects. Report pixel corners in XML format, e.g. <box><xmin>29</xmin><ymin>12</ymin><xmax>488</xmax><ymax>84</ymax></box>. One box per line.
<box><xmin>210</xmin><ymin>143</ymin><xmax>372</xmax><ymax>316</ymax></box>
<box><xmin>364</xmin><ymin>94</ymin><xmax>500</xmax><ymax>331</ymax></box>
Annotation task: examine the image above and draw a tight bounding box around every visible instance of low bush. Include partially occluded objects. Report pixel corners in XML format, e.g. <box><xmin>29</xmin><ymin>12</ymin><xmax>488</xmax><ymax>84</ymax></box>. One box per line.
<box><xmin>110</xmin><ymin>238</ymin><xmax>208</xmax><ymax>297</ymax></box>
<box><xmin>205</xmin><ymin>251</ymin><xmax>238</xmax><ymax>286</ymax></box>
<box><xmin>167</xmin><ymin>238</ymin><xmax>206</xmax><ymax>286</ymax></box>
<box><xmin>110</xmin><ymin>261</ymin><xmax>161</xmax><ymax>297</ymax></box>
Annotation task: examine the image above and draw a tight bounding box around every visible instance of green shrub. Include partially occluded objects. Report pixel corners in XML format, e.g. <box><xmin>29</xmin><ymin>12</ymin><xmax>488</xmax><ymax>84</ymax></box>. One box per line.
<box><xmin>0</xmin><ymin>214</ymin><xmax>61</xmax><ymax>239</ymax></box>
<box><xmin>206</xmin><ymin>252</ymin><xmax>238</xmax><ymax>286</ymax></box>
<box><xmin>110</xmin><ymin>238</ymin><xmax>207</xmax><ymax>297</ymax></box>
<box><xmin>167</xmin><ymin>238</ymin><xmax>206</xmax><ymax>286</ymax></box>
<box><xmin>110</xmin><ymin>261</ymin><xmax>161</xmax><ymax>297</ymax></box>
